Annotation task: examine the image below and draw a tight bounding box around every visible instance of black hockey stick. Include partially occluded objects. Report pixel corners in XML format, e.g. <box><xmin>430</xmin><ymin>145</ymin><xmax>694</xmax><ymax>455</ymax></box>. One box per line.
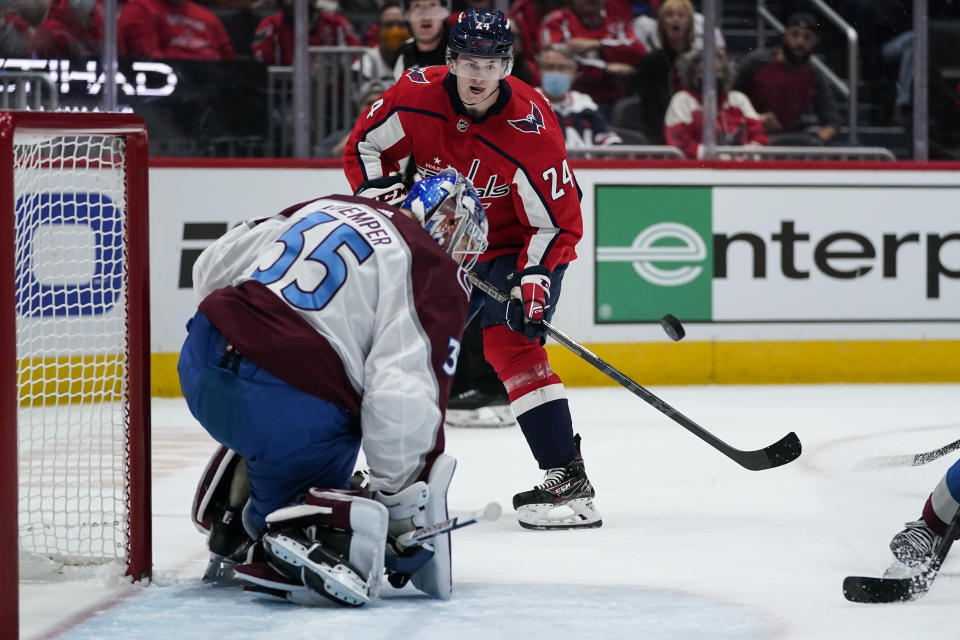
<box><xmin>395</xmin><ymin>502</ymin><xmax>502</xmax><ymax>549</ymax></box>
<box><xmin>854</xmin><ymin>437</ymin><xmax>960</xmax><ymax>471</ymax></box>
<box><xmin>843</xmin><ymin>507</ymin><xmax>960</xmax><ymax>603</ymax></box>
<box><xmin>467</xmin><ymin>272</ymin><xmax>802</xmax><ymax>471</ymax></box>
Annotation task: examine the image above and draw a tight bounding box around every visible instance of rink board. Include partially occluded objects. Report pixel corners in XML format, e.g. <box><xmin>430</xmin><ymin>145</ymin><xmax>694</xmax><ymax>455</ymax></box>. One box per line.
<box><xmin>139</xmin><ymin>161</ymin><xmax>960</xmax><ymax>392</ymax></box>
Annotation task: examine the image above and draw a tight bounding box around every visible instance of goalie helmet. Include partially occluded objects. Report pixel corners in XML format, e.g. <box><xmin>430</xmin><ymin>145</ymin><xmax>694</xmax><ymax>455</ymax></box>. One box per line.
<box><xmin>446</xmin><ymin>9</ymin><xmax>514</xmax><ymax>78</ymax></box>
<box><xmin>403</xmin><ymin>168</ymin><xmax>489</xmax><ymax>271</ymax></box>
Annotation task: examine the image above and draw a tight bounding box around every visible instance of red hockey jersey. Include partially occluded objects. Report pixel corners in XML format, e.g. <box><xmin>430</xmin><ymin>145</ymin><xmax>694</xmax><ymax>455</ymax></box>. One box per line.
<box><xmin>343</xmin><ymin>66</ymin><xmax>582</xmax><ymax>273</ymax></box>
<box><xmin>29</xmin><ymin>0</ymin><xmax>103</xmax><ymax>59</ymax></box>
<box><xmin>539</xmin><ymin>8</ymin><xmax>646</xmax><ymax>108</ymax></box>
<box><xmin>664</xmin><ymin>89</ymin><xmax>768</xmax><ymax>158</ymax></box>
<box><xmin>251</xmin><ymin>12</ymin><xmax>361</xmax><ymax>66</ymax></box>
<box><xmin>118</xmin><ymin>0</ymin><xmax>235</xmax><ymax>61</ymax></box>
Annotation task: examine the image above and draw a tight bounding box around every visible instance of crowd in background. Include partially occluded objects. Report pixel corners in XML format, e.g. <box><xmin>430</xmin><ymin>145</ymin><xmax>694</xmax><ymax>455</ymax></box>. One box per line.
<box><xmin>2</xmin><ymin>0</ymin><xmax>959</xmax><ymax>158</ymax></box>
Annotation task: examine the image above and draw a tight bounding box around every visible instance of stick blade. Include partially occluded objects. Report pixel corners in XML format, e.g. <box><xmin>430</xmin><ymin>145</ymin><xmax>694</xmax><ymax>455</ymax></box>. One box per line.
<box><xmin>842</xmin><ymin>575</ymin><xmax>923</xmax><ymax>603</ymax></box>
<box><xmin>735</xmin><ymin>431</ymin><xmax>802</xmax><ymax>471</ymax></box>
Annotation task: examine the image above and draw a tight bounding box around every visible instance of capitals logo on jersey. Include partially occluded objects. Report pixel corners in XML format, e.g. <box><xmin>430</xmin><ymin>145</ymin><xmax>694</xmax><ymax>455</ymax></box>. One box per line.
<box><xmin>507</xmin><ymin>102</ymin><xmax>546</xmax><ymax>134</ymax></box>
<box><xmin>406</xmin><ymin>68</ymin><xmax>430</xmax><ymax>84</ymax></box>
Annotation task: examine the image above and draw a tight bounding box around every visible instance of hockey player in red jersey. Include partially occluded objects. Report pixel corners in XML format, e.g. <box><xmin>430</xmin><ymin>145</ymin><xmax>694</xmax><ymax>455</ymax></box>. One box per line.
<box><xmin>344</xmin><ymin>8</ymin><xmax>602</xmax><ymax>530</ymax></box>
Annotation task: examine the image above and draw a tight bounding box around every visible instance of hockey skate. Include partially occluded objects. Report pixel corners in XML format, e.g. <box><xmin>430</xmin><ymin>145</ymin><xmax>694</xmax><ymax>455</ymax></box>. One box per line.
<box><xmin>513</xmin><ymin>457</ymin><xmax>602</xmax><ymax>530</ymax></box>
<box><xmin>884</xmin><ymin>519</ymin><xmax>941</xmax><ymax>576</ymax></box>
<box><xmin>445</xmin><ymin>387</ymin><xmax>516</xmax><ymax>429</ymax></box>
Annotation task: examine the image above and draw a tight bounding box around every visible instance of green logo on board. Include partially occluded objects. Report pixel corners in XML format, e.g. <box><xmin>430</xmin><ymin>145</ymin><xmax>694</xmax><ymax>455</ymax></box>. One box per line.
<box><xmin>595</xmin><ymin>185</ymin><xmax>713</xmax><ymax>323</ymax></box>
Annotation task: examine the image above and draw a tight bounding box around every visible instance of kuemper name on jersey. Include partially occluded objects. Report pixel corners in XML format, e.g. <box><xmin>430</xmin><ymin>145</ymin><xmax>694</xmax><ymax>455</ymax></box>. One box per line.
<box><xmin>316</xmin><ymin>202</ymin><xmax>395</xmax><ymax>246</ymax></box>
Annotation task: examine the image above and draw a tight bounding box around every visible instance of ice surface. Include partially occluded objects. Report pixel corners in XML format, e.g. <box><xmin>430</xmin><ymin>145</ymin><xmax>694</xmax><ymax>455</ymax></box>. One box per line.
<box><xmin>21</xmin><ymin>385</ymin><xmax>960</xmax><ymax>639</ymax></box>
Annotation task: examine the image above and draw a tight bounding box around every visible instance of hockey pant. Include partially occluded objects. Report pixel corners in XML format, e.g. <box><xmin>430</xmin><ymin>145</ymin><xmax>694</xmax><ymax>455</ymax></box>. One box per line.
<box><xmin>469</xmin><ymin>255</ymin><xmax>577</xmax><ymax>469</ymax></box>
<box><xmin>178</xmin><ymin>311</ymin><xmax>362</xmax><ymax>529</ymax></box>
<box><xmin>922</xmin><ymin>457</ymin><xmax>960</xmax><ymax>538</ymax></box>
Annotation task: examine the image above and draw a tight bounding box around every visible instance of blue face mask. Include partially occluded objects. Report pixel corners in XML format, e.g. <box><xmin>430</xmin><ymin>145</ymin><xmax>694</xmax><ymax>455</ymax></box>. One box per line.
<box><xmin>541</xmin><ymin>71</ymin><xmax>572</xmax><ymax>98</ymax></box>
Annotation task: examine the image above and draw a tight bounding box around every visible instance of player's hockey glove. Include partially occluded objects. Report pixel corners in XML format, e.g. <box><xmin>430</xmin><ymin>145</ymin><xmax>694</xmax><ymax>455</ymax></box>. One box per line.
<box><xmin>505</xmin><ymin>266</ymin><xmax>551</xmax><ymax>340</ymax></box>
<box><xmin>353</xmin><ymin>174</ymin><xmax>408</xmax><ymax>207</ymax></box>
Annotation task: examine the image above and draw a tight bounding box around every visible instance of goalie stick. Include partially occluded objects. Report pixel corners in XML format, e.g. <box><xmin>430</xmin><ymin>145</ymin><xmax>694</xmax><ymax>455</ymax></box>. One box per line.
<box><xmin>854</xmin><ymin>436</ymin><xmax>960</xmax><ymax>471</ymax></box>
<box><xmin>467</xmin><ymin>272</ymin><xmax>801</xmax><ymax>471</ymax></box>
<box><xmin>843</xmin><ymin>506</ymin><xmax>960</xmax><ymax>603</ymax></box>
<box><xmin>395</xmin><ymin>502</ymin><xmax>502</xmax><ymax>550</ymax></box>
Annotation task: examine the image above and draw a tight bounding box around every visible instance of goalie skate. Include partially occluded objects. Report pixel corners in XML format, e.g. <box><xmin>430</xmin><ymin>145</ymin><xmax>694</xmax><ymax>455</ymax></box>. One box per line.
<box><xmin>513</xmin><ymin>457</ymin><xmax>602</xmax><ymax>530</ymax></box>
<box><xmin>263</xmin><ymin>532</ymin><xmax>370</xmax><ymax>607</ymax></box>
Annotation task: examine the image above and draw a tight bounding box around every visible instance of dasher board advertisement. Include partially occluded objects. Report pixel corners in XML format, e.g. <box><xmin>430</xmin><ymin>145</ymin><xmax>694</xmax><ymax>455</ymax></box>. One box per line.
<box><xmin>595</xmin><ymin>185</ymin><xmax>960</xmax><ymax>323</ymax></box>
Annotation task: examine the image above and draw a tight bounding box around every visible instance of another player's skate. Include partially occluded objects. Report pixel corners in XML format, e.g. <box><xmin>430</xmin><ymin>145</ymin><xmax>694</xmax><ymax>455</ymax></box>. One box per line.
<box><xmin>445</xmin><ymin>387</ymin><xmax>516</xmax><ymax>429</ymax></box>
<box><xmin>884</xmin><ymin>520</ymin><xmax>941</xmax><ymax>577</ymax></box>
<box><xmin>513</xmin><ymin>456</ymin><xmax>601</xmax><ymax>530</ymax></box>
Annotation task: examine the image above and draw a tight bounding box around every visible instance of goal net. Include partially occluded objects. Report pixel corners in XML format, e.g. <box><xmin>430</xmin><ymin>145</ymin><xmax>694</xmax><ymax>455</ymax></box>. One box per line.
<box><xmin>0</xmin><ymin>111</ymin><xmax>151</xmax><ymax>630</ymax></box>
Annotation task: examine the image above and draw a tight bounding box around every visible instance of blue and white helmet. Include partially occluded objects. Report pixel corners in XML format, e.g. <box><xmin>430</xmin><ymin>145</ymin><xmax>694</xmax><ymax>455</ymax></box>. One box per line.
<box><xmin>446</xmin><ymin>9</ymin><xmax>515</xmax><ymax>78</ymax></box>
<box><xmin>403</xmin><ymin>168</ymin><xmax>489</xmax><ymax>271</ymax></box>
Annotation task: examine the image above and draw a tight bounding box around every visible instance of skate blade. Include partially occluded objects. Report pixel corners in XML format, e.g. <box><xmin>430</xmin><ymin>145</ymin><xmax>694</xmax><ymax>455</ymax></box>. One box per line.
<box><xmin>202</xmin><ymin>554</ymin><xmax>240</xmax><ymax>585</ymax></box>
<box><xmin>517</xmin><ymin>499</ymin><xmax>602</xmax><ymax>530</ymax></box>
<box><xmin>445</xmin><ymin>405</ymin><xmax>516</xmax><ymax>429</ymax></box>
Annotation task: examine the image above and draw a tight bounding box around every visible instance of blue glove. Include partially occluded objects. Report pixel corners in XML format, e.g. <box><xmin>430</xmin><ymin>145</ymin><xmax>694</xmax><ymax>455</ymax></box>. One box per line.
<box><xmin>504</xmin><ymin>266</ymin><xmax>551</xmax><ymax>340</ymax></box>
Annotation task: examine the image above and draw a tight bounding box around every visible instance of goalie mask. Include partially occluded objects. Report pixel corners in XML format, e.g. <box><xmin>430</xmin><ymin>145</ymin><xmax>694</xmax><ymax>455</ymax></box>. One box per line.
<box><xmin>403</xmin><ymin>168</ymin><xmax>489</xmax><ymax>271</ymax></box>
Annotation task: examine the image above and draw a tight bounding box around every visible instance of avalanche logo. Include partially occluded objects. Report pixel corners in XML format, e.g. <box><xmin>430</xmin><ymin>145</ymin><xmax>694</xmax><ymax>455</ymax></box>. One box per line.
<box><xmin>507</xmin><ymin>102</ymin><xmax>546</xmax><ymax>134</ymax></box>
<box><xmin>406</xmin><ymin>68</ymin><xmax>429</xmax><ymax>84</ymax></box>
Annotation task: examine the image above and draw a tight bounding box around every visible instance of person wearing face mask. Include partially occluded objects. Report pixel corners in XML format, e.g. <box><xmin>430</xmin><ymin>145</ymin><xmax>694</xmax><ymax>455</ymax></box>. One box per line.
<box><xmin>0</xmin><ymin>0</ymin><xmax>32</xmax><ymax>57</ymax></box>
<box><xmin>664</xmin><ymin>48</ymin><xmax>767</xmax><ymax>158</ymax></box>
<box><xmin>119</xmin><ymin>0</ymin><xmax>236</xmax><ymax>60</ymax></box>
<box><xmin>392</xmin><ymin>0</ymin><xmax>450</xmax><ymax>77</ymax></box>
<box><xmin>357</xmin><ymin>1</ymin><xmax>409</xmax><ymax>82</ymax></box>
<box><xmin>28</xmin><ymin>0</ymin><xmax>101</xmax><ymax>58</ymax></box>
<box><xmin>732</xmin><ymin>12</ymin><xmax>839</xmax><ymax>146</ymax></box>
<box><xmin>251</xmin><ymin>0</ymin><xmax>360</xmax><ymax>66</ymax></box>
<box><xmin>537</xmin><ymin>43</ymin><xmax>621</xmax><ymax>148</ymax></box>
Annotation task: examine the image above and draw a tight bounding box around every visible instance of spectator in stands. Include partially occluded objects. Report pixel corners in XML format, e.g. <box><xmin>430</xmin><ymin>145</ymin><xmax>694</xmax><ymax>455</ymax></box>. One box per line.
<box><xmin>318</xmin><ymin>78</ymin><xmax>392</xmax><ymax>157</ymax></box>
<box><xmin>537</xmin><ymin>43</ymin><xmax>622</xmax><ymax>148</ymax></box>
<box><xmin>119</xmin><ymin>0</ymin><xmax>236</xmax><ymax>60</ymax></box>
<box><xmin>508</xmin><ymin>11</ymin><xmax>539</xmax><ymax>86</ymax></box>
<box><xmin>539</xmin><ymin>0</ymin><xmax>646</xmax><ymax>114</ymax></box>
<box><xmin>357</xmin><ymin>1</ymin><xmax>408</xmax><ymax>81</ymax></box>
<box><xmin>665</xmin><ymin>48</ymin><xmax>767</xmax><ymax>158</ymax></box>
<box><xmin>733</xmin><ymin>12</ymin><xmax>839</xmax><ymax>146</ymax></box>
<box><xmin>251</xmin><ymin>0</ymin><xmax>361</xmax><ymax>66</ymax></box>
<box><xmin>0</xmin><ymin>0</ymin><xmax>33</xmax><ymax>56</ymax></box>
<box><xmin>393</xmin><ymin>0</ymin><xmax>449</xmax><ymax>76</ymax></box>
<box><xmin>631</xmin><ymin>0</ymin><xmax>724</xmax><ymax>52</ymax></box>
<box><xmin>507</xmin><ymin>0</ymin><xmax>564</xmax><ymax>62</ymax></box>
<box><xmin>628</xmin><ymin>0</ymin><xmax>702</xmax><ymax>143</ymax></box>
<box><xmin>28</xmin><ymin>0</ymin><xmax>101</xmax><ymax>58</ymax></box>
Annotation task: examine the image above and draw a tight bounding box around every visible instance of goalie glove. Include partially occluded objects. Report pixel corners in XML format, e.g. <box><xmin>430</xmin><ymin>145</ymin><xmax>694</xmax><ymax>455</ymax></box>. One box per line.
<box><xmin>505</xmin><ymin>266</ymin><xmax>551</xmax><ymax>340</ymax></box>
<box><xmin>353</xmin><ymin>174</ymin><xmax>408</xmax><ymax>207</ymax></box>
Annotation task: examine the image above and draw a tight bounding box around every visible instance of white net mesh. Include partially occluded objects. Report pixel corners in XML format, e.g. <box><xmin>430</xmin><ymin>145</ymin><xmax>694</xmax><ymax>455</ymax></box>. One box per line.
<box><xmin>13</xmin><ymin>133</ymin><xmax>132</xmax><ymax>569</ymax></box>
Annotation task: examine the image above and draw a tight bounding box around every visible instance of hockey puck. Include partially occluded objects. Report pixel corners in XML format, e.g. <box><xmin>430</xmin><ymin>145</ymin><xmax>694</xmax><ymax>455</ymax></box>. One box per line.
<box><xmin>660</xmin><ymin>314</ymin><xmax>685</xmax><ymax>342</ymax></box>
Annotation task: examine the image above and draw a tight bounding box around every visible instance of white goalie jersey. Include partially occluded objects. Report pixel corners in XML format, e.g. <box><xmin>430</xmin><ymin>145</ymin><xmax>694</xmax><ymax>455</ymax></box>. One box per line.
<box><xmin>191</xmin><ymin>194</ymin><xmax>470</xmax><ymax>492</ymax></box>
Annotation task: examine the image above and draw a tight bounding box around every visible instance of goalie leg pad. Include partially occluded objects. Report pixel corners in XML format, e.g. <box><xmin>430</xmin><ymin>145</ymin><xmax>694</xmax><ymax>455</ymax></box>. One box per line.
<box><xmin>373</xmin><ymin>455</ymin><xmax>457</xmax><ymax>599</ymax></box>
<box><xmin>192</xmin><ymin>445</ymin><xmax>255</xmax><ymax>583</ymax></box>
<box><xmin>412</xmin><ymin>453</ymin><xmax>455</xmax><ymax>599</ymax></box>
<box><xmin>254</xmin><ymin>490</ymin><xmax>389</xmax><ymax>605</ymax></box>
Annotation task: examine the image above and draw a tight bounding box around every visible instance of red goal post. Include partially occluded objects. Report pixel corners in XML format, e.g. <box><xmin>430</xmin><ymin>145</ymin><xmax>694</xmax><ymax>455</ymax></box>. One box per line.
<box><xmin>0</xmin><ymin>111</ymin><xmax>151</xmax><ymax>635</ymax></box>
